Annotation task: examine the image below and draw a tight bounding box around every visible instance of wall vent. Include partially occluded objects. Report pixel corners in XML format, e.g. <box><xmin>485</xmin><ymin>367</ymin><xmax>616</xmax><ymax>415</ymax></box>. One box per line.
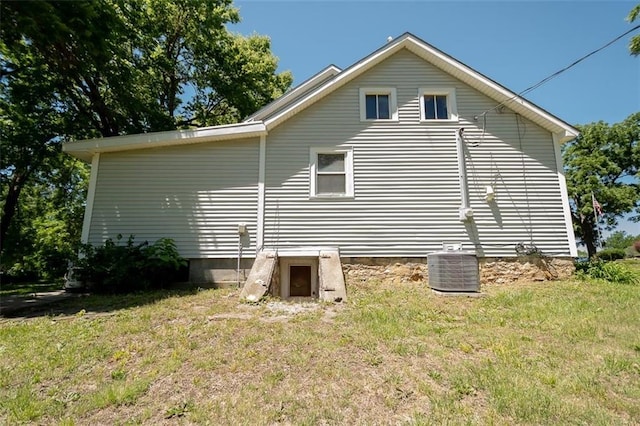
<box><xmin>427</xmin><ymin>251</ymin><xmax>479</xmax><ymax>292</ymax></box>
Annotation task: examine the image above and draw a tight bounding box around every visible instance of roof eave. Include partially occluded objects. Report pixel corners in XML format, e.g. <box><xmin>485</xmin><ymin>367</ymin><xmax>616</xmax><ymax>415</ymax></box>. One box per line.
<box><xmin>63</xmin><ymin>121</ymin><xmax>267</xmax><ymax>161</ymax></box>
<box><xmin>245</xmin><ymin>64</ymin><xmax>342</xmax><ymax>122</ymax></box>
<box><xmin>264</xmin><ymin>37</ymin><xmax>409</xmax><ymax>130</ymax></box>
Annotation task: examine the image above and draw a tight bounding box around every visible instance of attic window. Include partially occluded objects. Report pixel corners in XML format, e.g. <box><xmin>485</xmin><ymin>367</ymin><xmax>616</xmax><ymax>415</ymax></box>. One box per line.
<box><xmin>359</xmin><ymin>88</ymin><xmax>398</xmax><ymax>121</ymax></box>
<box><xmin>310</xmin><ymin>147</ymin><xmax>354</xmax><ymax>198</ymax></box>
<box><xmin>419</xmin><ymin>88</ymin><xmax>458</xmax><ymax>122</ymax></box>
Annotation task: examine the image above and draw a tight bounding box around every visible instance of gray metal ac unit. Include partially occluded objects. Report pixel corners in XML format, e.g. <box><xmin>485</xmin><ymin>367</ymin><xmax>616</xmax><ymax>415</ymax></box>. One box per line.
<box><xmin>427</xmin><ymin>251</ymin><xmax>479</xmax><ymax>292</ymax></box>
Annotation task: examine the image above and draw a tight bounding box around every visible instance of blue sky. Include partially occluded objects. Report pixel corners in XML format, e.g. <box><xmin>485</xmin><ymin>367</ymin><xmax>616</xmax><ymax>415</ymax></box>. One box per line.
<box><xmin>232</xmin><ymin>0</ymin><xmax>639</xmax><ymax>237</ymax></box>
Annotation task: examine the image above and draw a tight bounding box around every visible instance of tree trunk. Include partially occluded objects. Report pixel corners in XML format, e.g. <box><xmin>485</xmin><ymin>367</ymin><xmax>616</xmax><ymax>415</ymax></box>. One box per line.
<box><xmin>579</xmin><ymin>217</ymin><xmax>597</xmax><ymax>258</ymax></box>
<box><xmin>0</xmin><ymin>170</ymin><xmax>30</xmax><ymax>254</ymax></box>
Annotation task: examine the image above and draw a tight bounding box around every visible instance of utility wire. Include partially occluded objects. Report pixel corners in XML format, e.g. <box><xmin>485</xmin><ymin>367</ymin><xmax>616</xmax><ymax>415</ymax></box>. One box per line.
<box><xmin>480</xmin><ymin>24</ymin><xmax>640</xmax><ymax>116</ymax></box>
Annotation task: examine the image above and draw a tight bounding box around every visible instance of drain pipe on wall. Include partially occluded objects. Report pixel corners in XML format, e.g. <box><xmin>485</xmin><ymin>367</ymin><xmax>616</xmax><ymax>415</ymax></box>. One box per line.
<box><xmin>456</xmin><ymin>128</ymin><xmax>474</xmax><ymax>222</ymax></box>
<box><xmin>237</xmin><ymin>223</ymin><xmax>247</xmax><ymax>287</ymax></box>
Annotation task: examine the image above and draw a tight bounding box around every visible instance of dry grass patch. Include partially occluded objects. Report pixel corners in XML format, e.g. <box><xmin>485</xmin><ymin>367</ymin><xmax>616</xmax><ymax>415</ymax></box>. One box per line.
<box><xmin>1</xmin><ymin>277</ymin><xmax>639</xmax><ymax>424</ymax></box>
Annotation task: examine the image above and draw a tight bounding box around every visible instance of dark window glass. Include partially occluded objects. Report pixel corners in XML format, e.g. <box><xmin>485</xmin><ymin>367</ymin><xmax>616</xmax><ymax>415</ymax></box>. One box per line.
<box><xmin>424</xmin><ymin>94</ymin><xmax>449</xmax><ymax>119</ymax></box>
<box><xmin>317</xmin><ymin>174</ymin><xmax>346</xmax><ymax>194</ymax></box>
<box><xmin>435</xmin><ymin>95</ymin><xmax>448</xmax><ymax>119</ymax></box>
<box><xmin>365</xmin><ymin>95</ymin><xmax>377</xmax><ymax>119</ymax></box>
<box><xmin>318</xmin><ymin>153</ymin><xmax>345</xmax><ymax>172</ymax></box>
<box><xmin>377</xmin><ymin>94</ymin><xmax>390</xmax><ymax>119</ymax></box>
<box><xmin>365</xmin><ymin>93</ymin><xmax>391</xmax><ymax>119</ymax></box>
<box><xmin>424</xmin><ymin>95</ymin><xmax>436</xmax><ymax>119</ymax></box>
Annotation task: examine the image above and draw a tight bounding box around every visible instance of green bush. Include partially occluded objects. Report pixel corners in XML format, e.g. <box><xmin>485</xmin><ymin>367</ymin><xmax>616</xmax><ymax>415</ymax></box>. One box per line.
<box><xmin>576</xmin><ymin>259</ymin><xmax>639</xmax><ymax>285</ymax></box>
<box><xmin>75</xmin><ymin>235</ymin><xmax>187</xmax><ymax>293</ymax></box>
<box><xmin>597</xmin><ymin>248</ymin><xmax>627</xmax><ymax>261</ymax></box>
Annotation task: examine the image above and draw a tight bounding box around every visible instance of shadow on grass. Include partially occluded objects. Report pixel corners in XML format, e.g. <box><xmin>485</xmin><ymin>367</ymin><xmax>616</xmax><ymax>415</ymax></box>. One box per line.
<box><xmin>0</xmin><ymin>282</ymin><xmax>64</xmax><ymax>296</ymax></box>
<box><xmin>0</xmin><ymin>285</ymin><xmax>204</xmax><ymax>319</ymax></box>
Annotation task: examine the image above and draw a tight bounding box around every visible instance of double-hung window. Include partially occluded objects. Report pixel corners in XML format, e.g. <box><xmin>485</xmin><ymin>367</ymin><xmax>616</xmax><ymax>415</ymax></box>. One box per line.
<box><xmin>419</xmin><ymin>88</ymin><xmax>458</xmax><ymax>122</ymax></box>
<box><xmin>359</xmin><ymin>88</ymin><xmax>398</xmax><ymax>121</ymax></box>
<box><xmin>310</xmin><ymin>148</ymin><xmax>354</xmax><ymax>198</ymax></box>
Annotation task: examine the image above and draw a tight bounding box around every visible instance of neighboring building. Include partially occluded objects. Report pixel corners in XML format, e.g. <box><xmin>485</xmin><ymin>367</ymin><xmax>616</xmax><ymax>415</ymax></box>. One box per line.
<box><xmin>63</xmin><ymin>33</ymin><xmax>579</xmax><ymax>297</ymax></box>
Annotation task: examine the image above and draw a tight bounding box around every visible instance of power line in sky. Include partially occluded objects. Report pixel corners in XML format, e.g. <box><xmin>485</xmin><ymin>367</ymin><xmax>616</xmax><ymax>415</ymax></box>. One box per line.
<box><xmin>480</xmin><ymin>24</ymin><xmax>640</xmax><ymax>117</ymax></box>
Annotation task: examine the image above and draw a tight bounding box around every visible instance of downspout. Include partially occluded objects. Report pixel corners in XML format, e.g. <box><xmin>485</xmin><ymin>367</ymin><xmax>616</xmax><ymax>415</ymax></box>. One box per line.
<box><xmin>256</xmin><ymin>134</ymin><xmax>266</xmax><ymax>253</ymax></box>
<box><xmin>456</xmin><ymin>128</ymin><xmax>473</xmax><ymax>222</ymax></box>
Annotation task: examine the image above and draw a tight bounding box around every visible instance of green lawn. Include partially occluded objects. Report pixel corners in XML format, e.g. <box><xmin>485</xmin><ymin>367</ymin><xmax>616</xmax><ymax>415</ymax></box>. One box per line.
<box><xmin>621</xmin><ymin>258</ymin><xmax>640</xmax><ymax>273</ymax></box>
<box><xmin>1</xmin><ymin>276</ymin><xmax>639</xmax><ymax>425</ymax></box>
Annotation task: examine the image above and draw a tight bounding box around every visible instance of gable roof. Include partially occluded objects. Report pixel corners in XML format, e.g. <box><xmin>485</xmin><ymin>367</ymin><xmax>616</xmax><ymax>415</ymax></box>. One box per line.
<box><xmin>261</xmin><ymin>32</ymin><xmax>578</xmax><ymax>141</ymax></box>
<box><xmin>245</xmin><ymin>64</ymin><xmax>341</xmax><ymax>122</ymax></box>
<box><xmin>63</xmin><ymin>32</ymin><xmax>578</xmax><ymax>161</ymax></box>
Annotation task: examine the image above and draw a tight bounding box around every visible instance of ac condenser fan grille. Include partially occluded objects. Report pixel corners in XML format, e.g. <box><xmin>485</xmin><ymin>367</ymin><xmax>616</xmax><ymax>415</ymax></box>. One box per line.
<box><xmin>427</xmin><ymin>252</ymin><xmax>479</xmax><ymax>292</ymax></box>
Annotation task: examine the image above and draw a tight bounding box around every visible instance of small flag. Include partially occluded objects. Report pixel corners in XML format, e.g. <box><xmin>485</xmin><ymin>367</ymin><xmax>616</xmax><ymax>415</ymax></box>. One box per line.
<box><xmin>592</xmin><ymin>192</ymin><xmax>603</xmax><ymax>217</ymax></box>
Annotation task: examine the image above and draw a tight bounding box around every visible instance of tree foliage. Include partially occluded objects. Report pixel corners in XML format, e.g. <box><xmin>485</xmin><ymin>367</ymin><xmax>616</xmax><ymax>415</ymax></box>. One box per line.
<box><xmin>604</xmin><ymin>230</ymin><xmax>640</xmax><ymax>251</ymax></box>
<box><xmin>563</xmin><ymin>113</ymin><xmax>640</xmax><ymax>258</ymax></box>
<box><xmin>1</xmin><ymin>0</ymin><xmax>292</xmax><ymax>280</ymax></box>
<box><xmin>629</xmin><ymin>4</ymin><xmax>640</xmax><ymax>55</ymax></box>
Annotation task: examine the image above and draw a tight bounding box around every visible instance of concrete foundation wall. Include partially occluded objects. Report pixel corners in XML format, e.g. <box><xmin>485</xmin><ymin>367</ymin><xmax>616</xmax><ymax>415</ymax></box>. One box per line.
<box><xmin>189</xmin><ymin>258</ymin><xmax>255</xmax><ymax>285</ymax></box>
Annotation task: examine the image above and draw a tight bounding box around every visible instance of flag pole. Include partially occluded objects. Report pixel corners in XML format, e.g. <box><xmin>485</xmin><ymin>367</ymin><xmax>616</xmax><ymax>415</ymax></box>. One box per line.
<box><xmin>591</xmin><ymin>192</ymin><xmax>602</xmax><ymax>250</ymax></box>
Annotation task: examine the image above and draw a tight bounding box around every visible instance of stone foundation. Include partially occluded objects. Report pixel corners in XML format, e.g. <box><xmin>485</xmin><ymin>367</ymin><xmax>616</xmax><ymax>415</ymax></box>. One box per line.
<box><xmin>341</xmin><ymin>257</ymin><xmax>575</xmax><ymax>285</ymax></box>
<box><xmin>189</xmin><ymin>256</ymin><xmax>575</xmax><ymax>288</ymax></box>
<box><xmin>479</xmin><ymin>257</ymin><xmax>574</xmax><ymax>284</ymax></box>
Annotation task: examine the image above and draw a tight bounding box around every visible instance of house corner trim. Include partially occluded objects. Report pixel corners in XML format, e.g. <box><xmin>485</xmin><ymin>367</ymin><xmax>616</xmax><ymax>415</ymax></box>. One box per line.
<box><xmin>80</xmin><ymin>153</ymin><xmax>100</xmax><ymax>244</ymax></box>
<box><xmin>553</xmin><ymin>133</ymin><xmax>578</xmax><ymax>257</ymax></box>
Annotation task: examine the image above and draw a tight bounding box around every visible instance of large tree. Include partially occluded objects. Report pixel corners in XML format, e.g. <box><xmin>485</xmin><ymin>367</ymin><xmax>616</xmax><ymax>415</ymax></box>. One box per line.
<box><xmin>1</xmin><ymin>0</ymin><xmax>292</xmax><ymax>277</ymax></box>
<box><xmin>563</xmin><ymin>113</ymin><xmax>640</xmax><ymax>258</ymax></box>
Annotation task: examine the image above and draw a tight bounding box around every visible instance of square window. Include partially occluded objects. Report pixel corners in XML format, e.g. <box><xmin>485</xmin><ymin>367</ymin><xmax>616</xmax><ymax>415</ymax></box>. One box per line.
<box><xmin>419</xmin><ymin>88</ymin><xmax>458</xmax><ymax>122</ymax></box>
<box><xmin>317</xmin><ymin>153</ymin><xmax>346</xmax><ymax>194</ymax></box>
<box><xmin>360</xmin><ymin>88</ymin><xmax>397</xmax><ymax>121</ymax></box>
<box><xmin>424</xmin><ymin>95</ymin><xmax>449</xmax><ymax>119</ymax></box>
<box><xmin>365</xmin><ymin>94</ymin><xmax>390</xmax><ymax>119</ymax></box>
<box><xmin>310</xmin><ymin>148</ymin><xmax>354</xmax><ymax>198</ymax></box>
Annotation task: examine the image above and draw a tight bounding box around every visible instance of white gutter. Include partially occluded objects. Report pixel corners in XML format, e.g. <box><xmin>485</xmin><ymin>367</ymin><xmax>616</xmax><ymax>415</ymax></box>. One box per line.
<box><xmin>256</xmin><ymin>134</ymin><xmax>266</xmax><ymax>253</ymax></box>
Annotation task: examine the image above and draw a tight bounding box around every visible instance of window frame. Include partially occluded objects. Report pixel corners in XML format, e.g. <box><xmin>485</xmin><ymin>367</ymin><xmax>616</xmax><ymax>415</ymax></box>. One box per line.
<box><xmin>418</xmin><ymin>87</ymin><xmax>458</xmax><ymax>122</ymax></box>
<box><xmin>309</xmin><ymin>147</ymin><xmax>354</xmax><ymax>199</ymax></box>
<box><xmin>359</xmin><ymin>87</ymin><xmax>398</xmax><ymax>122</ymax></box>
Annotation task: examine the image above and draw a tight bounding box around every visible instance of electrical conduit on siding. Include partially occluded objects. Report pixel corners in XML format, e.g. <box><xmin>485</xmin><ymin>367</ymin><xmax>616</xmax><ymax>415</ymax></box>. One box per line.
<box><xmin>456</xmin><ymin>128</ymin><xmax>473</xmax><ymax>221</ymax></box>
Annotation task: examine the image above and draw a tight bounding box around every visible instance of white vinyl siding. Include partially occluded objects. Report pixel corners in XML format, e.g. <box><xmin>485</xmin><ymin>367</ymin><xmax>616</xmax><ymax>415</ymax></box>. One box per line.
<box><xmin>263</xmin><ymin>49</ymin><xmax>572</xmax><ymax>257</ymax></box>
<box><xmin>88</xmin><ymin>139</ymin><xmax>259</xmax><ymax>258</ymax></box>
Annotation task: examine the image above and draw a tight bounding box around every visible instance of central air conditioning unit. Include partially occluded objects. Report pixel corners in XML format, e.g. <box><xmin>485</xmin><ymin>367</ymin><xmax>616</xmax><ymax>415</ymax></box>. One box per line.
<box><xmin>427</xmin><ymin>251</ymin><xmax>479</xmax><ymax>292</ymax></box>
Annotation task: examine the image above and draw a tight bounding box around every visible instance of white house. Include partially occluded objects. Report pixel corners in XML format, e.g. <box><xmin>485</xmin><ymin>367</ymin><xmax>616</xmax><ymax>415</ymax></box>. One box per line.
<box><xmin>63</xmin><ymin>33</ymin><xmax>579</xmax><ymax>298</ymax></box>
